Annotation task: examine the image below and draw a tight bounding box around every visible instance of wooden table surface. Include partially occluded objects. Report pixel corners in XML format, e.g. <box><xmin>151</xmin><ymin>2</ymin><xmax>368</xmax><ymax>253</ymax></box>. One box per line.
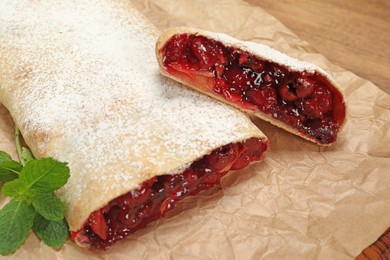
<box><xmin>247</xmin><ymin>0</ymin><xmax>390</xmax><ymax>94</ymax></box>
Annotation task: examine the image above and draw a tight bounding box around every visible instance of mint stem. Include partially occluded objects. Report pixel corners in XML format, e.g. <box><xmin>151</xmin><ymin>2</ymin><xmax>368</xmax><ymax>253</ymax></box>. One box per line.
<box><xmin>14</xmin><ymin>126</ymin><xmax>26</xmax><ymax>167</ymax></box>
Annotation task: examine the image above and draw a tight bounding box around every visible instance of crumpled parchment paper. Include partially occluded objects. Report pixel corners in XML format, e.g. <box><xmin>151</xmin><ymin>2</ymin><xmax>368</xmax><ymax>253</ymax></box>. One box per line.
<box><xmin>1</xmin><ymin>0</ymin><xmax>389</xmax><ymax>259</ymax></box>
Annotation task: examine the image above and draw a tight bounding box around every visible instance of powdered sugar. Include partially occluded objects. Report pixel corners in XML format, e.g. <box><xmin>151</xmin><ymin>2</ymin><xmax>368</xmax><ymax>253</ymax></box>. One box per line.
<box><xmin>0</xmin><ymin>0</ymin><xmax>263</xmax><ymax>230</ymax></box>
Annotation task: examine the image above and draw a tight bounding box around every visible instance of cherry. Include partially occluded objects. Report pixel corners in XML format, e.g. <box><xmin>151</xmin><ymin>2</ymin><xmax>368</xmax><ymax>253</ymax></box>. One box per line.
<box><xmin>231</xmin><ymin>138</ymin><xmax>267</xmax><ymax>170</ymax></box>
<box><xmin>224</xmin><ymin>66</ymin><xmax>251</xmax><ymax>91</ymax></box>
<box><xmin>152</xmin><ymin>179</ymin><xmax>165</xmax><ymax>194</ymax></box>
<box><xmin>279</xmin><ymin>83</ymin><xmax>299</xmax><ymax>101</ymax></box>
<box><xmin>238</xmin><ymin>52</ymin><xmax>249</xmax><ymax>65</ymax></box>
<box><xmin>160</xmin><ymin>197</ymin><xmax>175</xmax><ymax>215</ymax></box>
<box><xmin>118</xmin><ymin>207</ymin><xmax>138</xmax><ymax>227</ymax></box>
<box><xmin>303</xmin><ymin>116</ymin><xmax>339</xmax><ymax>144</ymax></box>
<box><xmin>105</xmin><ymin>205</ymin><xmax>121</xmax><ymax>224</ymax></box>
<box><xmin>137</xmin><ymin>204</ymin><xmax>152</xmax><ymax>219</ymax></box>
<box><xmin>279</xmin><ymin>76</ymin><xmax>315</xmax><ymax>102</ymax></box>
<box><xmin>89</xmin><ymin>210</ymin><xmax>108</xmax><ymax>240</ymax></box>
<box><xmin>221</xmin><ymin>87</ymin><xmax>242</xmax><ymax>103</ymax></box>
<box><xmin>135</xmin><ymin>186</ymin><xmax>152</xmax><ymax>202</ymax></box>
<box><xmin>190</xmin><ymin>37</ymin><xmax>212</xmax><ymax>69</ymax></box>
<box><xmin>297</xmin><ymin>85</ymin><xmax>332</xmax><ymax>119</ymax></box>
<box><xmin>200</xmin><ymin>172</ymin><xmax>221</xmax><ymax>185</ymax></box>
<box><xmin>237</xmin><ymin>52</ymin><xmax>265</xmax><ymax>71</ymax></box>
<box><xmin>190</xmin><ymin>36</ymin><xmax>225</xmax><ymax>69</ymax></box>
<box><xmin>296</xmin><ymin>77</ymin><xmax>315</xmax><ymax>98</ymax></box>
<box><xmin>263</xmin><ymin>73</ymin><xmax>274</xmax><ymax>84</ymax></box>
<box><xmin>161</xmin><ymin>174</ymin><xmax>184</xmax><ymax>191</ymax></box>
<box><xmin>162</xmin><ymin>34</ymin><xmax>192</xmax><ymax>64</ymax></box>
<box><xmin>214</xmin><ymin>63</ymin><xmax>225</xmax><ymax>78</ymax></box>
<box><xmin>191</xmin><ymin>160</ymin><xmax>213</xmax><ymax>176</ymax></box>
<box><xmin>247</xmin><ymin>87</ymin><xmax>277</xmax><ymax>111</ymax></box>
<box><xmin>213</xmin><ymin>78</ymin><xmax>229</xmax><ymax>94</ymax></box>
<box><xmin>205</xmin><ymin>144</ymin><xmax>239</xmax><ymax>172</ymax></box>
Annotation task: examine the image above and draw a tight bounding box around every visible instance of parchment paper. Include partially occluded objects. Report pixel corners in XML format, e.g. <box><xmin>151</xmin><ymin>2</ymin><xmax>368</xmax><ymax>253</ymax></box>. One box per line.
<box><xmin>1</xmin><ymin>0</ymin><xmax>389</xmax><ymax>259</ymax></box>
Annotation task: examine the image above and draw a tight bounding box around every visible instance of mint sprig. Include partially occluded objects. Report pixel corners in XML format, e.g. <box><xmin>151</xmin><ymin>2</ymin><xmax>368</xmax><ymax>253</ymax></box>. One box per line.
<box><xmin>0</xmin><ymin>126</ymin><xmax>70</xmax><ymax>255</ymax></box>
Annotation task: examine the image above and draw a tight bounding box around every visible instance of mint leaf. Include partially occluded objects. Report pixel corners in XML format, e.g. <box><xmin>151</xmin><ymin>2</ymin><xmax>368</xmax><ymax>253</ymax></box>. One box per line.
<box><xmin>0</xmin><ymin>199</ymin><xmax>35</xmax><ymax>255</ymax></box>
<box><xmin>2</xmin><ymin>179</ymin><xmax>26</xmax><ymax>197</ymax></box>
<box><xmin>32</xmin><ymin>214</ymin><xmax>68</xmax><ymax>249</ymax></box>
<box><xmin>0</xmin><ymin>152</ymin><xmax>22</xmax><ymax>182</ymax></box>
<box><xmin>31</xmin><ymin>192</ymin><xmax>65</xmax><ymax>221</ymax></box>
<box><xmin>21</xmin><ymin>148</ymin><xmax>34</xmax><ymax>164</ymax></box>
<box><xmin>0</xmin><ymin>161</ymin><xmax>22</xmax><ymax>182</ymax></box>
<box><xmin>19</xmin><ymin>158</ymin><xmax>70</xmax><ymax>192</ymax></box>
<box><xmin>0</xmin><ymin>151</ymin><xmax>13</xmax><ymax>162</ymax></box>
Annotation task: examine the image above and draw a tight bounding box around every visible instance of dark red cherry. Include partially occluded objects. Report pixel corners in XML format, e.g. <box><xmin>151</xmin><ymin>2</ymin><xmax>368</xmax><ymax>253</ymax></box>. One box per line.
<box><xmin>279</xmin><ymin>76</ymin><xmax>314</xmax><ymax>101</ymax></box>
<box><xmin>303</xmin><ymin>116</ymin><xmax>339</xmax><ymax>144</ymax></box>
<box><xmin>162</xmin><ymin>34</ymin><xmax>192</xmax><ymax>63</ymax></box>
<box><xmin>279</xmin><ymin>83</ymin><xmax>299</xmax><ymax>101</ymax></box>
<box><xmin>206</xmin><ymin>144</ymin><xmax>239</xmax><ymax>172</ymax></box>
<box><xmin>231</xmin><ymin>138</ymin><xmax>266</xmax><ymax>170</ymax></box>
<box><xmin>190</xmin><ymin>36</ymin><xmax>225</xmax><ymax>69</ymax></box>
<box><xmin>296</xmin><ymin>77</ymin><xmax>315</xmax><ymax>98</ymax></box>
<box><xmin>215</xmin><ymin>63</ymin><xmax>225</xmax><ymax>78</ymax></box>
<box><xmin>297</xmin><ymin>85</ymin><xmax>332</xmax><ymax>119</ymax></box>
<box><xmin>247</xmin><ymin>87</ymin><xmax>277</xmax><ymax>111</ymax></box>
<box><xmin>89</xmin><ymin>210</ymin><xmax>108</xmax><ymax>240</ymax></box>
<box><xmin>224</xmin><ymin>66</ymin><xmax>251</xmax><ymax>91</ymax></box>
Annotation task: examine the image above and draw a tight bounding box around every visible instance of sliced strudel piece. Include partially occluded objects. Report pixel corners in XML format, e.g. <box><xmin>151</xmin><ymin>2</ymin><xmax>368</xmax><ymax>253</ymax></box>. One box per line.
<box><xmin>0</xmin><ymin>1</ymin><xmax>268</xmax><ymax>249</ymax></box>
<box><xmin>156</xmin><ymin>28</ymin><xmax>346</xmax><ymax>145</ymax></box>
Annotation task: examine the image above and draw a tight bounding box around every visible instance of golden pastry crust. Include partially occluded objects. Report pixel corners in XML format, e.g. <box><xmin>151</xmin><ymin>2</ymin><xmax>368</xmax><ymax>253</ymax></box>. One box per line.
<box><xmin>0</xmin><ymin>1</ymin><xmax>266</xmax><ymax>231</ymax></box>
<box><xmin>156</xmin><ymin>27</ymin><xmax>346</xmax><ymax>145</ymax></box>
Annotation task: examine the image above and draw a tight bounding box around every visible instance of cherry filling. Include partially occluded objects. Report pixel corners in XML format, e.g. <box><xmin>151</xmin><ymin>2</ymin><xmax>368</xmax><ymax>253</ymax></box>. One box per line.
<box><xmin>160</xmin><ymin>34</ymin><xmax>346</xmax><ymax>144</ymax></box>
<box><xmin>72</xmin><ymin>137</ymin><xmax>268</xmax><ymax>249</ymax></box>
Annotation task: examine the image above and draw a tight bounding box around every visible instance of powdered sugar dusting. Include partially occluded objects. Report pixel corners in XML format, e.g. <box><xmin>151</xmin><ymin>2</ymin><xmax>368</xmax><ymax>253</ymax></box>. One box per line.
<box><xmin>0</xmin><ymin>0</ymin><xmax>264</xmax><ymax>230</ymax></box>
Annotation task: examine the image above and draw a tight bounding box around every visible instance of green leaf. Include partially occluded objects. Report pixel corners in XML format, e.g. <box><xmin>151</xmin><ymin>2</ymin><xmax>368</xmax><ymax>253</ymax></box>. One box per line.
<box><xmin>2</xmin><ymin>180</ymin><xmax>27</xmax><ymax>197</ymax></box>
<box><xmin>19</xmin><ymin>158</ymin><xmax>70</xmax><ymax>192</ymax></box>
<box><xmin>31</xmin><ymin>192</ymin><xmax>65</xmax><ymax>221</ymax></box>
<box><xmin>0</xmin><ymin>151</ymin><xmax>13</xmax><ymax>162</ymax></box>
<box><xmin>20</xmin><ymin>147</ymin><xmax>35</xmax><ymax>164</ymax></box>
<box><xmin>0</xmin><ymin>161</ymin><xmax>22</xmax><ymax>182</ymax></box>
<box><xmin>0</xmin><ymin>199</ymin><xmax>35</xmax><ymax>255</ymax></box>
<box><xmin>32</xmin><ymin>214</ymin><xmax>68</xmax><ymax>249</ymax></box>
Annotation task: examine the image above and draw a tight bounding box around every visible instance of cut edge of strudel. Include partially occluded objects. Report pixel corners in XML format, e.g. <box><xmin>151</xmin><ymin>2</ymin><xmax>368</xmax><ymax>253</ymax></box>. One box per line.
<box><xmin>156</xmin><ymin>27</ymin><xmax>346</xmax><ymax>145</ymax></box>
